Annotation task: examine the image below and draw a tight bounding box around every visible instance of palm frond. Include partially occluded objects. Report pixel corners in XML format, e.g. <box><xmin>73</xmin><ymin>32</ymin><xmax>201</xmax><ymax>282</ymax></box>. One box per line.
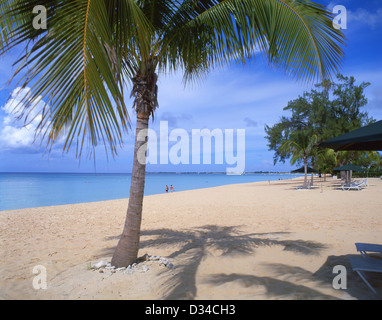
<box><xmin>157</xmin><ymin>0</ymin><xmax>344</xmax><ymax>83</ymax></box>
<box><xmin>0</xmin><ymin>0</ymin><xmax>151</xmax><ymax>158</ymax></box>
<box><xmin>1</xmin><ymin>0</ymin><xmax>345</xmax><ymax>159</ymax></box>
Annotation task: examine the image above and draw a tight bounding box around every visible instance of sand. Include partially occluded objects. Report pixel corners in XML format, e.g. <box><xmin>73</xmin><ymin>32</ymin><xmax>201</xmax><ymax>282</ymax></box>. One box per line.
<box><xmin>1</xmin><ymin>177</ymin><xmax>381</xmax><ymax>300</ymax></box>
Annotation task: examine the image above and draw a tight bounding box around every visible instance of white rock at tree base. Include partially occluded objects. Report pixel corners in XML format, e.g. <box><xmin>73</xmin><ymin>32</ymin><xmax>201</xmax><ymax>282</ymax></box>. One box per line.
<box><xmin>92</xmin><ymin>260</ymin><xmax>108</xmax><ymax>269</ymax></box>
<box><xmin>91</xmin><ymin>254</ymin><xmax>174</xmax><ymax>274</ymax></box>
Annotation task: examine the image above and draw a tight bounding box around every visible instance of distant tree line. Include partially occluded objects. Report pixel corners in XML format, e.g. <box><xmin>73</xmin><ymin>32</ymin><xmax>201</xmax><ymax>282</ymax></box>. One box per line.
<box><xmin>265</xmin><ymin>74</ymin><xmax>381</xmax><ymax>187</ymax></box>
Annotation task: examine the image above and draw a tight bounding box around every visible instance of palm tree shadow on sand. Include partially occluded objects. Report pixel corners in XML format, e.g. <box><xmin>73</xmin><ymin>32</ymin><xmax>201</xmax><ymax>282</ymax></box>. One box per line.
<box><xmin>108</xmin><ymin>225</ymin><xmax>328</xmax><ymax>299</ymax></box>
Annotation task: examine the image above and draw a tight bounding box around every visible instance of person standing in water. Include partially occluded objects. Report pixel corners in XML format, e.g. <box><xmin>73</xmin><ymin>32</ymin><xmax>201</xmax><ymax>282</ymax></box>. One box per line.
<box><xmin>170</xmin><ymin>185</ymin><xmax>174</xmax><ymax>192</ymax></box>
<box><xmin>165</xmin><ymin>185</ymin><xmax>169</xmax><ymax>193</ymax></box>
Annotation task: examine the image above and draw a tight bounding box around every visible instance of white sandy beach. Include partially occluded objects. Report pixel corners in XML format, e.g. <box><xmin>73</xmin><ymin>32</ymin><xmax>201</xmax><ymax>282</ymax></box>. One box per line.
<box><xmin>1</xmin><ymin>177</ymin><xmax>381</xmax><ymax>300</ymax></box>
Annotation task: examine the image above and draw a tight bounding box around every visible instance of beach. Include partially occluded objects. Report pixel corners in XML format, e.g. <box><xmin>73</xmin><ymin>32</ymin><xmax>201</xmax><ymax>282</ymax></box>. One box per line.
<box><xmin>1</xmin><ymin>177</ymin><xmax>381</xmax><ymax>300</ymax></box>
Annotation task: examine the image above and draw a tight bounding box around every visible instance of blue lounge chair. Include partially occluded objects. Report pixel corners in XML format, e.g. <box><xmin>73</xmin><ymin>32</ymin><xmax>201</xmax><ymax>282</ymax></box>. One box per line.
<box><xmin>355</xmin><ymin>243</ymin><xmax>382</xmax><ymax>258</ymax></box>
<box><xmin>348</xmin><ymin>256</ymin><xmax>382</xmax><ymax>294</ymax></box>
<box><xmin>341</xmin><ymin>181</ymin><xmax>364</xmax><ymax>191</ymax></box>
<box><xmin>357</xmin><ymin>179</ymin><xmax>368</xmax><ymax>188</ymax></box>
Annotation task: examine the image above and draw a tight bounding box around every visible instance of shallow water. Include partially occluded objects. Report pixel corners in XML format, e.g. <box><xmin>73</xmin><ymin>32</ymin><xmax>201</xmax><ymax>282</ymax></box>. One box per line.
<box><xmin>0</xmin><ymin>172</ymin><xmax>300</xmax><ymax>210</ymax></box>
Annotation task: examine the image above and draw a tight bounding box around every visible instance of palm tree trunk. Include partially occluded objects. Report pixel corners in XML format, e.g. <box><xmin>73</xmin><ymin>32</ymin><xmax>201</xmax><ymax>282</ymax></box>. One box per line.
<box><xmin>111</xmin><ymin>62</ymin><xmax>158</xmax><ymax>268</ymax></box>
<box><xmin>349</xmin><ymin>153</ymin><xmax>354</xmax><ymax>184</ymax></box>
<box><xmin>303</xmin><ymin>155</ymin><xmax>308</xmax><ymax>188</ymax></box>
<box><xmin>111</xmin><ymin>112</ymin><xmax>150</xmax><ymax>267</ymax></box>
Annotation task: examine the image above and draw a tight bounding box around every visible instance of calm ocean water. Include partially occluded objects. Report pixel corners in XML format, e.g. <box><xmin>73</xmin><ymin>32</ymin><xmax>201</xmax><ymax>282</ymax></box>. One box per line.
<box><xmin>0</xmin><ymin>172</ymin><xmax>300</xmax><ymax>211</ymax></box>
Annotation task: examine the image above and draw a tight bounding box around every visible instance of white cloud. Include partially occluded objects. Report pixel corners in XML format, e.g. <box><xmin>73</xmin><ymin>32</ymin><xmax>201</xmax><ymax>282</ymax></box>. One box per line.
<box><xmin>156</xmin><ymin>68</ymin><xmax>309</xmax><ymax>116</ymax></box>
<box><xmin>0</xmin><ymin>87</ymin><xmax>52</xmax><ymax>151</ymax></box>
<box><xmin>347</xmin><ymin>7</ymin><xmax>382</xmax><ymax>29</ymax></box>
<box><xmin>326</xmin><ymin>4</ymin><xmax>382</xmax><ymax>30</ymax></box>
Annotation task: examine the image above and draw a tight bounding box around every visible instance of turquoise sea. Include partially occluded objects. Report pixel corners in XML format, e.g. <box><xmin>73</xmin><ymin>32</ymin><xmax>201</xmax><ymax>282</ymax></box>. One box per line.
<box><xmin>0</xmin><ymin>172</ymin><xmax>300</xmax><ymax>211</ymax></box>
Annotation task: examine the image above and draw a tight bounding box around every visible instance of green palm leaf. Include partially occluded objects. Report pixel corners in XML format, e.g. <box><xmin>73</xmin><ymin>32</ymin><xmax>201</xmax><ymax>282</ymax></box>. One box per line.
<box><xmin>1</xmin><ymin>0</ymin><xmax>344</xmax><ymax>156</ymax></box>
<box><xmin>0</xmin><ymin>0</ymin><xmax>152</xmax><ymax>158</ymax></box>
<box><xmin>156</xmin><ymin>0</ymin><xmax>344</xmax><ymax>83</ymax></box>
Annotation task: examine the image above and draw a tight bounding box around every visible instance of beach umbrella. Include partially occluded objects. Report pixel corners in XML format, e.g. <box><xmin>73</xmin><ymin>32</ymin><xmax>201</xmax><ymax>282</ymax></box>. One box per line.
<box><xmin>333</xmin><ymin>163</ymin><xmax>365</xmax><ymax>185</ymax></box>
<box><xmin>319</xmin><ymin>120</ymin><xmax>382</xmax><ymax>151</ymax></box>
<box><xmin>291</xmin><ymin>166</ymin><xmax>319</xmax><ymax>173</ymax></box>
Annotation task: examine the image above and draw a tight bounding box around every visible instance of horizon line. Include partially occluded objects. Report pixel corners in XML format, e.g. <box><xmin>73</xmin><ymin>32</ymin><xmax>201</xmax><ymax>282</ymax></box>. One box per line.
<box><xmin>0</xmin><ymin>171</ymin><xmax>298</xmax><ymax>174</ymax></box>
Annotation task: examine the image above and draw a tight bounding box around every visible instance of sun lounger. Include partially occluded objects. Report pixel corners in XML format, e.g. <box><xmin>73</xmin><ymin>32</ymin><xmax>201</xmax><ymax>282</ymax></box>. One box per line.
<box><xmin>296</xmin><ymin>181</ymin><xmax>311</xmax><ymax>190</ymax></box>
<box><xmin>355</xmin><ymin>179</ymin><xmax>368</xmax><ymax>188</ymax></box>
<box><xmin>348</xmin><ymin>256</ymin><xmax>382</xmax><ymax>294</ymax></box>
<box><xmin>341</xmin><ymin>178</ymin><xmax>369</xmax><ymax>190</ymax></box>
<box><xmin>355</xmin><ymin>243</ymin><xmax>382</xmax><ymax>258</ymax></box>
<box><xmin>341</xmin><ymin>181</ymin><xmax>364</xmax><ymax>191</ymax></box>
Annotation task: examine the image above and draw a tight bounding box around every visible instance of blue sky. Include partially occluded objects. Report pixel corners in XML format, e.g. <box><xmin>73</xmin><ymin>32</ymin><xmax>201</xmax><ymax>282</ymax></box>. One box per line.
<box><xmin>1</xmin><ymin>0</ymin><xmax>382</xmax><ymax>173</ymax></box>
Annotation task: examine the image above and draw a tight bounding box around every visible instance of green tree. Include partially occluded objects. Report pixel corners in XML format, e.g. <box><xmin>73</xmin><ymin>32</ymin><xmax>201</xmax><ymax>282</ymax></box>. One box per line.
<box><xmin>265</xmin><ymin>74</ymin><xmax>374</xmax><ymax>177</ymax></box>
<box><xmin>280</xmin><ymin>131</ymin><xmax>318</xmax><ymax>188</ymax></box>
<box><xmin>315</xmin><ymin>148</ymin><xmax>336</xmax><ymax>181</ymax></box>
<box><xmin>1</xmin><ymin>0</ymin><xmax>345</xmax><ymax>267</ymax></box>
<box><xmin>323</xmin><ymin>74</ymin><xmax>372</xmax><ymax>140</ymax></box>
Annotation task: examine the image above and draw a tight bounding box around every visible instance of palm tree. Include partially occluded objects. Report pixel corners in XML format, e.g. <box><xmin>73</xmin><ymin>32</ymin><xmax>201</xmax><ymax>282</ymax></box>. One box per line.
<box><xmin>1</xmin><ymin>0</ymin><xmax>344</xmax><ymax>267</ymax></box>
<box><xmin>281</xmin><ymin>132</ymin><xmax>318</xmax><ymax>188</ymax></box>
<box><xmin>316</xmin><ymin>148</ymin><xmax>336</xmax><ymax>181</ymax></box>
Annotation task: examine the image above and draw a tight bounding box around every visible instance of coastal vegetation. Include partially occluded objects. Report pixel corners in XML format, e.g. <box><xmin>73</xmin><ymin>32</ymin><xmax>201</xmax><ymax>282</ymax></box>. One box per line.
<box><xmin>265</xmin><ymin>74</ymin><xmax>381</xmax><ymax>185</ymax></box>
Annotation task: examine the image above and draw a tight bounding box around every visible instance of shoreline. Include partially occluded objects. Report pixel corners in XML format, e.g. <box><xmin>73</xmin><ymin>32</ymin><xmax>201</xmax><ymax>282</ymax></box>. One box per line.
<box><xmin>0</xmin><ymin>174</ymin><xmax>306</xmax><ymax>212</ymax></box>
<box><xmin>1</xmin><ymin>177</ymin><xmax>381</xmax><ymax>299</ymax></box>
